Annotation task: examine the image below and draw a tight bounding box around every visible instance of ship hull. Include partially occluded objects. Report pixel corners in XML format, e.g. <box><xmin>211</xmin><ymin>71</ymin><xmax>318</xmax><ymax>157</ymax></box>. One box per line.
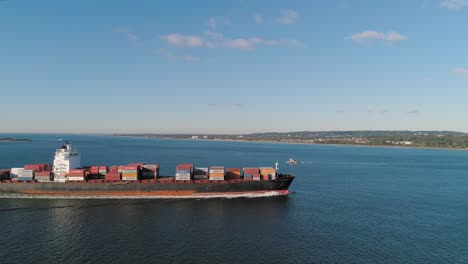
<box><xmin>0</xmin><ymin>174</ymin><xmax>294</xmax><ymax>199</ymax></box>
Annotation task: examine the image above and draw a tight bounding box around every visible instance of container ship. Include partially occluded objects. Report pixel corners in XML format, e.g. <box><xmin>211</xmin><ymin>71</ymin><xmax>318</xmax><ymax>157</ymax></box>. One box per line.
<box><xmin>0</xmin><ymin>142</ymin><xmax>295</xmax><ymax>199</ymax></box>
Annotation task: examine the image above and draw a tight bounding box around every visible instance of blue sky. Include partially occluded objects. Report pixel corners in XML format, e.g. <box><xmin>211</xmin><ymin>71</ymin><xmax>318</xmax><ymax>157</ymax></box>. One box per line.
<box><xmin>1</xmin><ymin>0</ymin><xmax>467</xmax><ymax>134</ymax></box>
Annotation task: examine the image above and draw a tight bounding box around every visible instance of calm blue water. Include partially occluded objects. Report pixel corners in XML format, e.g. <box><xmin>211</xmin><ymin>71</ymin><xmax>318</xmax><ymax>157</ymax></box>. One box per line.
<box><xmin>0</xmin><ymin>134</ymin><xmax>467</xmax><ymax>263</ymax></box>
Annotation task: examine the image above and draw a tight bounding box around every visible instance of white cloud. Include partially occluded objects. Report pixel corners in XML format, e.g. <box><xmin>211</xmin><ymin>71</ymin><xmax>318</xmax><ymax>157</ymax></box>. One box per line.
<box><xmin>440</xmin><ymin>0</ymin><xmax>467</xmax><ymax>10</ymax></box>
<box><xmin>276</xmin><ymin>10</ymin><xmax>299</xmax><ymax>24</ymax></box>
<box><xmin>253</xmin><ymin>14</ymin><xmax>263</xmax><ymax>24</ymax></box>
<box><xmin>349</xmin><ymin>30</ymin><xmax>408</xmax><ymax>42</ymax></box>
<box><xmin>160</xmin><ymin>34</ymin><xmax>203</xmax><ymax>47</ymax></box>
<box><xmin>223</xmin><ymin>38</ymin><xmax>263</xmax><ymax>49</ymax></box>
<box><xmin>223</xmin><ymin>37</ymin><xmax>302</xmax><ymax>50</ymax></box>
<box><xmin>454</xmin><ymin>68</ymin><xmax>468</xmax><ymax>75</ymax></box>
<box><xmin>161</xmin><ymin>32</ymin><xmax>302</xmax><ymax>50</ymax></box>
<box><xmin>113</xmin><ymin>27</ymin><xmax>139</xmax><ymax>43</ymax></box>
<box><xmin>204</xmin><ymin>31</ymin><xmax>224</xmax><ymax>39</ymax></box>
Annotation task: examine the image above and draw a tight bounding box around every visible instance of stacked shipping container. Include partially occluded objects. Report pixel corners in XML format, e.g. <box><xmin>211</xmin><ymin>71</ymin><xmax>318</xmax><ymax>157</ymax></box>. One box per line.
<box><xmin>0</xmin><ymin>169</ymin><xmax>10</xmax><ymax>180</ymax></box>
<box><xmin>141</xmin><ymin>164</ymin><xmax>159</xmax><ymax>180</ymax></box>
<box><xmin>35</xmin><ymin>171</ymin><xmax>52</xmax><ymax>182</ymax></box>
<box><xmin>209</xmin><ymin>166</ymin><xmax>225</xmax><ymax>181</ymax></box>
<box><xmin>122</xmin><ymin>165</ymin><xmax>139</xmax><ymax>181</ymax></box>
<box><xmin>69</xmin><ymin>169</ymin><xmax>86</xmax><ymax>181</ymax></box>
<box><xmin>18</xmin><ymin>169</ymin><xmax>34</xmax><ymax>181</ymax></box>
<box><xmin>259</xmin><ymin>167</ymin><xmax>276</xmax><ymax>180</ymax></box>
<box><xmin>9</xmin><ymin>168</ymin><xmax>22</xmax><ymax>180</ymax></box>
<box><xmin>193</xmin><ymin>168</ymin><xmax>208</xmax><ymax>179</ymax></box>
<box><xmin>243</xmin><ymin>167</ymin><xmax>260</xmax><ymax>181</ymax></box>
<box><xmin>226</xmin><ymin>168</ymin><xmax>241</xmax><ymax>180</ymax></box>
<box><xmin>175</xmin><ymin>164</ymin><xmax>193</xmax><ymax>180</ymax></box>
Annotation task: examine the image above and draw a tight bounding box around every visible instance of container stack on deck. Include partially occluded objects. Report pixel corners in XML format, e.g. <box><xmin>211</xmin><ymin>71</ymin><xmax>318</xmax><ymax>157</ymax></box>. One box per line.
<box><xmin>209</xmin><ymin>166</ymin><xmax>225</xmax><ymax>181</ymax></box>
<box><xmin>260</xmin><ymin>167</ymin><xmax>277</xmax><ymax>180</ymax></box>
<box><xmin>193</xmin><ymin>168</ymin><xmax>208</xmax><ymax>179</ymax></box>
<box><xmin>0</xmin><ymin>169</ymin><xmax>10</xmax><ymax>181</ymax></box>
<box><xmin>9</xmin><ymin>168</ymin><xmax>22</xmax><ymax>180</ymax></box>
<box><xmin>141</xmin><ymin>164</ymin><xmax>159</xmax><ymax>180</ymax></box>
<box><xmin>35</xmin><ymin>171</ymin><xmax>52</xmax><ymax>182</ymax></box>
<box><xmin>122</xmin><ymin>165</ymin><xmax>139</xmax><ymax>181</ymax></box>
<box><xmin>243</xmin><ymin>168</ymin><xmax>260</xmax><ymax>181</ymax></box>
<box><xmin>226</xmin><ymin>168</ymin><xmax>241</xmax><ymax>180</ymax></box>
<box><xmin>13</xmin><ymin>163</ymin><xmax>51</xmax><ymax>181</ymax></box>
<box><xmin>175</xmin><ymin>164</ymin><xmax>193</xmax><ymax>181</ymax></box>
<box><xmin>69</xmin><ymin>169</ymin><xmax>86</xmax><ymax>181</ymax></box>
<box><xmin>105</xmin><ymin>166</ymin><xmax>121</xmax><ymax>181</ymax></box>
<box><xmin>17</xmin><ymin>169</ymin><xmax>34</xmax><ymax>181</ymax></box>
<box><xmin>1</xmin><ymin>162</ymin><xmax>279</xmax><ymax>183</ymax></box>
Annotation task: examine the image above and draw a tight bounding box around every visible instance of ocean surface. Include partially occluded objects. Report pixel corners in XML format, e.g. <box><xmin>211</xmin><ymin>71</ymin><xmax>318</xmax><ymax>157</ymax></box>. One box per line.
<box><xmin>0</xmin><ymin>134</ymin><xmax>467</xmax><ymax>264</ymax></box>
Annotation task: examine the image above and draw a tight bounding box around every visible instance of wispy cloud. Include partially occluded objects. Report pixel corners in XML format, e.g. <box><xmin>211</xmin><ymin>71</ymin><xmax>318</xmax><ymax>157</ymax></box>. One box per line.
<box><xmin>440</xmin><ymin>0</ymin><xmax>467</xmax><ymax>10</ymax></box>
<box><xmin>367</xmin><ymin>107</ymin><xmax>389</xmax><ymax>115</ymax></box>
<box><xmin>253</xmin><ymin>14</ymin><xmax>263</xmax><ymax>24</ymax></box>
<box><xmin>157</xmin><ymin>48</ymin><xmax>177</xmax><ymax>61</ymax></box>
<box><xmin>160</xmin><ymin>33</ymin><xmax>303</xmax><ymax>50</ymax></box>
<box><xmin>113</xmin><ymin>27</ymin><xmax>139</xmax><ymax>43</ymax></box>
<box><xmin>204</xmin><ymin>31</ymin><xmax>224</xmax><ymax>39</ymax></box>
<box><xmin>454</xmin><ymin>68</ymin><xmax>468</xmax><ymax>75</ymax></box>
<box><xmin>206</xmin><ymin>17</ymin><xmax>231</xmax><ymax>29</ymax></box>
<box><xmin>407</xmin><ymin>109</ymin><xmax>419</xmax><ymax>114</ymax></box>
<box><xmin>160</xmin><ymin>34</ymin><xmax>203</xmax><ymax>47</ymax></box>
<box><xmin>349</xmin><ymin>30</ymin><xmax>408</xmax><ymax>42</ymax></box>
<box><xmin>157</xmin><ymin>48</ymin><xmax>200</xmax><ymax>62</ymax></box>
<box><xmin>276</xmin><ymin>10</ymin><xmax>299</xmax><ymax>24</ymax></box>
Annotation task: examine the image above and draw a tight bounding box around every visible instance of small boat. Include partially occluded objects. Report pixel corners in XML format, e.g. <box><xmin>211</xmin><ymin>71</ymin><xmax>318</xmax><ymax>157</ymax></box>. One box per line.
<box><xmin>286</xmin><ymin>158</ymin><xmax>302</xmax><ymax>164</ymax></box>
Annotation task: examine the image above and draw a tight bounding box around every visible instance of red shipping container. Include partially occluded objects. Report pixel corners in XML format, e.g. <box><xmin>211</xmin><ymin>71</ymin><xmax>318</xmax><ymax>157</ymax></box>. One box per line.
<box><xmin>109</xmin><ymin>166</ymin><xmax>118</xmax><ymax>173</ymax></box>
<box><xmin>123</xmin><ymin>165</ymin><xmax>139</xmax><ymax>170</ymax></box>
<box><xmin>105</xmin><ymin>172</ymin><xmax>121</xmax><ymax>181</ymax></box>
<box><xmin>24</xmin><ymin>164</ymin><xmax>49</xmax><ymax>172</ymax></box>
<box><xmin>177</xmin><ymin>163</ymin><xmax>193</xmax><ymax>168</ymax></box>
<box><xmin>90</xmin><ymin>166</ymin><xmax>99</xmax><ymax>174</ymax></box>
<box><xmin>36</xmin><ymin>171</ymin><xmax>52</xmax><ymax>177</ymax></box>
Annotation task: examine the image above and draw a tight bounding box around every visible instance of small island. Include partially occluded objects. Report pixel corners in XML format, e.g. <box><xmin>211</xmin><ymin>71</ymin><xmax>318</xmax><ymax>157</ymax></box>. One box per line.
<box><xmin>0</xmin><ymin>138</ymin><xmax>32</xmax><ymax>142</ymax></box>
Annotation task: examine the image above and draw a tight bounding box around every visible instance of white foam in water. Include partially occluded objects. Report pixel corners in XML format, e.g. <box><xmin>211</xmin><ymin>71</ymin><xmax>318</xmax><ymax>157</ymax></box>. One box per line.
<box><xmin>0</xmin><ymin>191</ymin><xmax>288</xmax><ymax>200</ymax></box>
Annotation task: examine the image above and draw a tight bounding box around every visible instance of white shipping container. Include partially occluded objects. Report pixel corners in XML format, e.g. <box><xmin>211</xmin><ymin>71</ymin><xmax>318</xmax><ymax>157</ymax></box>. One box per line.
<box><xmin>122</xmin><ymin>177</ymin><xmax>138</xmax><ymax>181</ymax></box>
<box><xmin>175</xmin><ymin>175</ymin><xmax>191</xmax><ymax>181</ymax></box>
<box><xmin>68</xmin><ymin>177</ymin><xmax>85</xmax><ymax>181</ymax></box>
<box><xmin>18</xmin><ymin>169</ymin><xmax>35</xmax><ymax>177</ymax></box>
<box><xmin>10</xmin><ymin>168</ymin><xmax>23</xmax><ymax>178</ymax></box>
<box><xmin>253</xmin><ymin>177</ymin><xmax>261</xmax><ymax>181</ymax></box>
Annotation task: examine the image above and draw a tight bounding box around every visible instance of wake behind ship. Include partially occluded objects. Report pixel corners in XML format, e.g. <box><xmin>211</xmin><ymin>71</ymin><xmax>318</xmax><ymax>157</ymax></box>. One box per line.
<box><xmin>0</xmin><ymin>142</ymin><xmax>295</xmax><ymax>199</ymax></box>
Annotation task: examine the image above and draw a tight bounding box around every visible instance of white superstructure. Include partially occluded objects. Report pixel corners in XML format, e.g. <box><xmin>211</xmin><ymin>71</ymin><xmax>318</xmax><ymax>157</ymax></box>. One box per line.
<box><xmin>52</xmin><ymin>141</ymin><xmax>80</xmax><ymax>182</ymax></box>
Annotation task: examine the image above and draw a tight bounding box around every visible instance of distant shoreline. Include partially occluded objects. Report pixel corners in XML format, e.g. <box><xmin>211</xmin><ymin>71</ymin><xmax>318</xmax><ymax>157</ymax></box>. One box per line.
<box><xmin>0</xmin><ymin>138</ymin><xmax>32</xmax><ymax>142</ymax></box>
<box><xmin>113</xmin><ymin>135</ymin><xmax>468</xmax><ymax>151</ymax></box>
